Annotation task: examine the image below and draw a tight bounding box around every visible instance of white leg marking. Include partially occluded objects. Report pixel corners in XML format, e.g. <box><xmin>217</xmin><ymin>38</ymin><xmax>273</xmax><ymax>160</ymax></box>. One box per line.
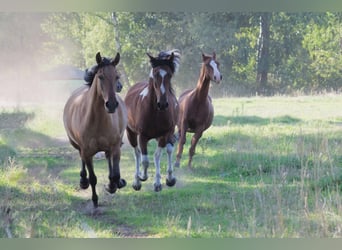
<box><xmin>154</xmin><ymin>146</ymin><xmax>163</xmax><ymax>188</ymax></box>
<box><xmin>141</xmin><ymin>154</ymin><xmax>149</xmax><ymax>179</ymax></box>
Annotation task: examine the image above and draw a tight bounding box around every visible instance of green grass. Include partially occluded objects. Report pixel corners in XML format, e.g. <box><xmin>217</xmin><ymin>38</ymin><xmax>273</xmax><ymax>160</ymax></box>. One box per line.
<box><xmin>1</xmin><ymin>94</ymin><xmax>342</xmax><ymax>238</ymax></box>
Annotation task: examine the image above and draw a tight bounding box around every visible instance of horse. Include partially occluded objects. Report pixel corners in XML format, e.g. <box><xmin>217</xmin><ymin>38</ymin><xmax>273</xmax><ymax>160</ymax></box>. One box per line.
<box><xmin>174</xmin><ymin>52</ymin><xmax>222</xmax><ymax>168</ymax></box>
<box><xmin>124</xmin><ymin>49</ymin><xmax>180</xmax><ymax>192</ymax></box>
<box><xmin>63</xmin><ymin>51</ymin><xmax>128</xmax><ymax>208</ymax></box>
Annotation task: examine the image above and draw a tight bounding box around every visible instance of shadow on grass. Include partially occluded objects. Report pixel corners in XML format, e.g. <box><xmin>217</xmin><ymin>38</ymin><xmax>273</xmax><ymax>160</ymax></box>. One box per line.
<box><xmin>213</xmin><ymin>114</ymin><xmax>302</xmax><ymax>126</ymax></box>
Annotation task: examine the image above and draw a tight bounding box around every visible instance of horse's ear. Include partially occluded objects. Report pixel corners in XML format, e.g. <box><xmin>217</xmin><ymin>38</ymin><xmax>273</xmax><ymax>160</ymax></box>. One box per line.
<box><xmin>213</xmin><ymin>51</ymin><xmax>216</xmax><ymax>60</ymax></box>
<box><xmin>202</xmin><ymin>53</ymin><xmax>207</xmax><ymax>62</ymax></box>
<box><xmin>169</xmin><ymin>52</ymin><xmax>174</xmax><ymax>62</ymax></box>
<box><xmin>112</xmin><ymin>52</ymin><xmax>120</xmax><ymax>66</ymax></box>
<box><xmin>147</xmin><ymin>53</ymin><xmax>157</xmax><ymax>67</ymax></box>
<box><xmin>147</xmin><ymin>52</ymin><xmax>154</xmax><ymax>61</ymax></box>
<box><xmin>96</xmin><ymin>52</ymin><xmax>102</xmax><ymax>65</ymax></box>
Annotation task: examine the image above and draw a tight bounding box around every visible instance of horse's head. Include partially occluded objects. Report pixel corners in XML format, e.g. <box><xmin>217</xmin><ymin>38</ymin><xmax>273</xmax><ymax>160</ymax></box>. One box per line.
<box><xmin>84</xmin><ymin>55</ymin><xmax>123</xmax><ymax>93</ymax></box>
<box><xmin>147</xmin><ymin>51</ymin><xmax>178</xmax><ymax>111</ymax></box>
<box><xmin>94</xmin><ymin>52</ymin><xmax>121</xmax><ymax>113</ymax></box>
<box><xmin>202</xmin><ymin>52</ymin><xmax>222</xmax><ymax>84</ymax></box>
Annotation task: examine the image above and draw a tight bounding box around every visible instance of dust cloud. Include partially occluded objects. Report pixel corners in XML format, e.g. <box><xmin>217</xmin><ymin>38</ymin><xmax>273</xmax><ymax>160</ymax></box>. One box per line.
<box><xmin>0</xmin><ymin>13</ymin><xmax>84</xmax><ymax>108</ymax></box>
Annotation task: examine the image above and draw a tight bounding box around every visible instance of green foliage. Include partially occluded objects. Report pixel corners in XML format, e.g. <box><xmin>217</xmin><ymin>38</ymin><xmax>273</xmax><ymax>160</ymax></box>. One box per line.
<box><xmin>2</xmin><ymin>12</ymin><xmax>341</xmax><ymax>95</ymax></box>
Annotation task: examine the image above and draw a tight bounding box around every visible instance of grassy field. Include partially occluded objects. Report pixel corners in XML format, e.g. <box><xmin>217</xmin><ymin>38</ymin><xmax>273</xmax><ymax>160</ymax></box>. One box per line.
<box><xmin>1</xmin><ymin>92</ymin><xmax>342</xmax><ymax>238</ymax></box>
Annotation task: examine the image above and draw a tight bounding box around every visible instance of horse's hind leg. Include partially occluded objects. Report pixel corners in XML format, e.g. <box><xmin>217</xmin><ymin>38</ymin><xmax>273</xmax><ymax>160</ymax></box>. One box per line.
<box><xmin>175</xmin><ymin>124</ymin><xmax>188</xmax><ymax>168</ymax></box>
<box><xmin>188</xmin><ymin>131</ymin><xmax>203</xmax><ymax>168</ymax></box>
<box><xmin>80</xmin><ymin>160</ymin><xmax>89</xmax><ymax>189</ymax></box>
<box><xmin>166</xmin><ymin>142</ymin><xmax>176</xmax><ymax>187</ymax></box>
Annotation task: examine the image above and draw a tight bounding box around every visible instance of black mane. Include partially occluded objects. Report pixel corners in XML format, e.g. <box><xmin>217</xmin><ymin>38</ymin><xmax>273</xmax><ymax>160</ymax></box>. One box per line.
<box><xmin>148</xmin><ymin>49</ymin><xmax>181</xmax><ymax>74</ymax></box>
<box><xmin>150</xmin><ymin>57</ymin><xmax>176</xmax><ymax>74</ymax></box>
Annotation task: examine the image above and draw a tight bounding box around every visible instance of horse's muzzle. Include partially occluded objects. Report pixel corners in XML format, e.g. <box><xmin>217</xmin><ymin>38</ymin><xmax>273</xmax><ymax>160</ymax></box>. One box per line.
<box><xmin>105</xmin><ymin>100</ymin><xmax>119</xmax><ymax>113</ymax></box>
<box><xmin>157</xmin><ymin>101</ymin><xmax>169</xmax><ymax>111</ymax></box>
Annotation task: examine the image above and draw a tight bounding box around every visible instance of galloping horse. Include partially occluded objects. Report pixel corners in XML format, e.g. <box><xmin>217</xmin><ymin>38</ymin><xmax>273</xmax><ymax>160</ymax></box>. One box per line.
<box><xmin>175</xmin><ymin>52</ymin><xmax>222</xmax><ymax>168</ymax></box>
<box><xmin>125</xmin><ymin>49</ymin><xmax>180</xmax><ymax>192</ymax></box>
<box><xmin>63</xmin><ymin>52</ymin><xmax>127</xmax><ymax>208</ymax></box>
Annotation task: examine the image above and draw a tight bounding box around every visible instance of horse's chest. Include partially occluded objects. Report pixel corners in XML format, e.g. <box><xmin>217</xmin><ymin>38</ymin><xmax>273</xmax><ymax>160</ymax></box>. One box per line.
<box><xmin>138</xmin><ymin>112</ymin><xmax>174</xmax><ymax>137</ymax></box>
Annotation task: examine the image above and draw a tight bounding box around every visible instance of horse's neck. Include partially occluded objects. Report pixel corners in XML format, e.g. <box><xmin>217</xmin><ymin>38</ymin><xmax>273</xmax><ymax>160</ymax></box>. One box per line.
<box><xmin>84</xmin><ymin>80</ymin><xmax>106</xmax><ymax>123</ymax></box>
<box><xmin>194</xmin><ymin>66</ymin><xmax>210</xmax><ymax>101</ymax></box>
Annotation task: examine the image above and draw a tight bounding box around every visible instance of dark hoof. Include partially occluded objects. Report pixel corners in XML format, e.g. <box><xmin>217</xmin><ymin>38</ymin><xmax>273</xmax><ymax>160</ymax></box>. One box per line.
<box><xmin>139</xmin><ymin>174</ymin><xmax>148</xmax><ymax>182</ymax></box>
<box><xmin>154</xmin><ymin>183</ymin><xmax>162</xmax><ymax>192</ymax></box>
<box><xmin>166</xmin><ymin>177</ymin><xmax>176</xmax><ymax>187</ymax></box>
<box><xmin>105</xmin><ymin>183</ymin><xmax>118</xmax><ymax>194</ymax></box>
<box><xmin>92</xmin><ymin>199</ymin><xmax>98</xmax><ymax>208</ymax></box>
<box><xmin>80</xmin><ymin>178</ymin><xmax>89</xmax><ymax>189</ymax></box>
<box><xmin>132</xmin><ymin>182</ymin><xmax>142</xmax><ymax>191</ymax></box>
<box><xmin>118</xmin><ymin>179</ymin><xmax>127</xmax><ymax>189</ymax></box>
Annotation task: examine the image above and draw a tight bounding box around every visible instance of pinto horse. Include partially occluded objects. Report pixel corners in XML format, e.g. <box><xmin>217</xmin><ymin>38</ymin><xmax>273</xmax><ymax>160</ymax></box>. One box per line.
<box><xmin>175</xmin><ymin>52</ymin><xmax>222</xmax><ymax>168</ymax></box>
<box><xmin>63</xmin><ymin>52</ymin><xmax>127</xmax><ymax>208</ymax></box>
<box><xmin>125</xmin><ymin>49</ymin><xmax>180</xmax><ymax>192</ymax></box>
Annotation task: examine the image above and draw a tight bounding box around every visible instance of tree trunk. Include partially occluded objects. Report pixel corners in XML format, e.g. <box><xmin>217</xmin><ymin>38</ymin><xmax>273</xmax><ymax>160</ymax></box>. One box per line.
<box><xmin>256</xmin><ymin>12</ymin><xmax>270</xmax><ymax>95</ymax></box>
<box><xmin>111</xmin><ymin>12</ymin><xmax>131</xmax><ymax>88</ymax></box>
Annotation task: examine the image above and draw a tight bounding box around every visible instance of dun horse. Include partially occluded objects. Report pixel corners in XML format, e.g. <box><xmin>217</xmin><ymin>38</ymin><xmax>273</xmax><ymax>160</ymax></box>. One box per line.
<box><xmin>63</xmin><ymin>52</ymin><xmax>127</xmax><ymax>208</ymax></box>
<box><xmin>125</xmin><ymin>49</ymin><xmax>180</xmax><ymax>192</ymax></box>
<box><xmin>175</xmin><ymin>52</ymin><xmax>222</xmax><ymax>168</ymax></box>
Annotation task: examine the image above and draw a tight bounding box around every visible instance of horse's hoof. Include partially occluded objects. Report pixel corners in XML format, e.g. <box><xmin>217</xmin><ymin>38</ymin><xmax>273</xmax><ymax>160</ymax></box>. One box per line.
<box><xmin>132</xmin><ymin>182</ymin><xmax>142</xmax><ymax>191</ymax></box>
<box><xmin>166</xmin><ymin>177</ymin><xmax>176</xmax><ymax>187</ymax></box>
<box><xmin>118</xmin><ymin>179</ymin><xmax>127</xmax><ymax>189</ymax></box>
<box><xmin>154</xmin><ymin>183</ymin><xmax>162</xmax><ymax>192</ymax></box>
<box><xmin>105</xmin><ymin>183</ymin><xmax>118</xmax><ymax>194</ymax></box>
<box><xmin>80</xmin><ymin>178</ymin><xmax>89</xmax><ymax>189</ymax></box>
<box><xmin>139</xmin><ymin>174</ymin><xmax>148</xmax><ymax>182</ymax></box>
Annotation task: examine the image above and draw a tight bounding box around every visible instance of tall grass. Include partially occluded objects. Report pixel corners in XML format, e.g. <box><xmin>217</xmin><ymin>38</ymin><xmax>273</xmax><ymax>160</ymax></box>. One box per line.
<box><xmin>1</xmin><ymin>94</ymin><xmax>342</xmax><ymax>237</ymax></box>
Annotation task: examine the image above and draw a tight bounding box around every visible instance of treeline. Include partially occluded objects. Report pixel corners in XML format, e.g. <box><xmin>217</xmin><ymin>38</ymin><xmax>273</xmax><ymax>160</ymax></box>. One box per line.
<box><xmin>1</xmin><ymin>12</ymin><xmax>342</xmax><ymax>96</ymax></box>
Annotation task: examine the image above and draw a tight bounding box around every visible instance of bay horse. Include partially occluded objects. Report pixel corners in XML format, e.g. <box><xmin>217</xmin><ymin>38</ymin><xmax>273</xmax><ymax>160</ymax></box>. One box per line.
<box><xmin>175</xmin><ymin>52</ymin><xmax>222</xmax><ymax>168</ymax></box>
<box><xmin>124</xmin><ymin>49</ymin><xmax>180</xmax><ymax>192</ymax></box>
<box><xmin>63</xmin><ymin>52</ymin><xmax>127</xmax><ymax>208</ymax></box>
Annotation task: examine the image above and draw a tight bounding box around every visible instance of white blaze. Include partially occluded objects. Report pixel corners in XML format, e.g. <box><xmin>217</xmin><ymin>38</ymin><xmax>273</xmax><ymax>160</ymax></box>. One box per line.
<box><xmin>159</xmin><ymin>69</ymin><xmax>167</xmax><ymax>94</ymax></box>
<box><xmin>210</xmin><ymin>60</ymin><xmax>221</xmax><ymax>82</ymax></box>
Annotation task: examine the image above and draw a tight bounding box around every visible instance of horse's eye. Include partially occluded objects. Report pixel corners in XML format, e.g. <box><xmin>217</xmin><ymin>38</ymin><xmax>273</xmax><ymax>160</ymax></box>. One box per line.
<box><xmin>99</xmin><ymin>75</ymin><xmax>104</xmax><ymax>80</ymax></box>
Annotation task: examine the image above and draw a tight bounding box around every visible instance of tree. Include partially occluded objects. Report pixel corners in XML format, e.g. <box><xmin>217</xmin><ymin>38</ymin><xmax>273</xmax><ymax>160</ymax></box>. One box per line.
<box><xmin>256</xmin><ymin>12</ymin><xmax>271</xmax><ymax>95</ymax></box>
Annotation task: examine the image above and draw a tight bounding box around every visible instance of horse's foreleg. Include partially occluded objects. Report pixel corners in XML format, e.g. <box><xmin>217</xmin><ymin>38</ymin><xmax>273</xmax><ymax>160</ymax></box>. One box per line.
<box><xmin>153</xmin><ymin>146</ymin><xmax>163</xmax><ymax>192</ymax></box>
<box><xmin>84</xmin><ymin>158</ymin><xmax>98</xmax><ymax>208</ymax></box>
<box><xmin>80</xmin><ymin>160</ymin><xmax>89</xmax><ymax>189</ymax></box>
<box><xmin>139</xmin><ymin>136</ymin><xmax>149</xmax><ymax>182</ymax></box>
<box><xmin>106</xmin><ymin>148</ymin><xmax>126</xmax><ymax>194</ymax></box>
<box><xmin>132</xmin><ymin>146</ymin><xmax>142</xmax><ymax>191</ymax></box>
<box><xmin>166</xmin><ymin>143</ymin><xmax>176</xmax><ymax>187</ymax></box>
<box><xmin>188</xmin><ymin>131</ymin><xmax>203</xmax><ymax>168</ymax></box>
